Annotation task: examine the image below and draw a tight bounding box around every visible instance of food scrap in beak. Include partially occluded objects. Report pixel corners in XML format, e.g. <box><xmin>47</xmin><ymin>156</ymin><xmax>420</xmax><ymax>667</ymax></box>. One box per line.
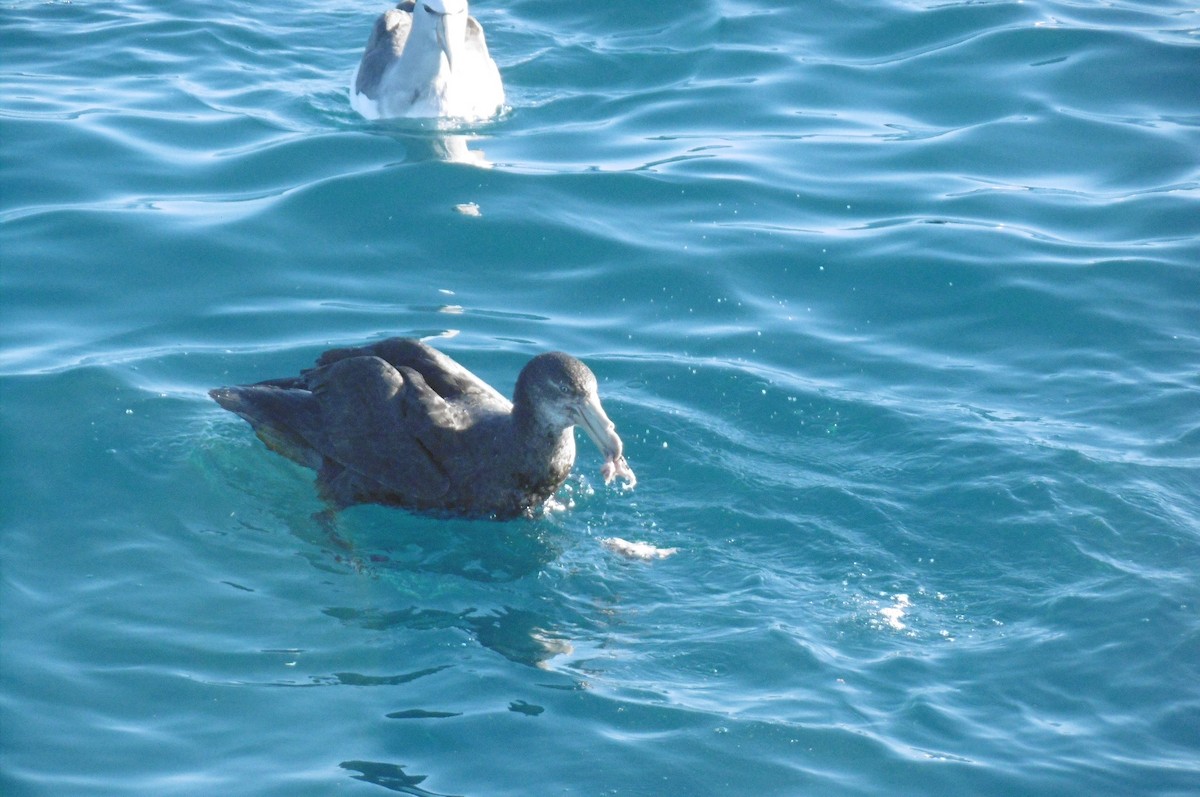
<box><xmin>575</xmin><ymin>393</ymin><xmax>636</xmax><ymax>490</ymax></box>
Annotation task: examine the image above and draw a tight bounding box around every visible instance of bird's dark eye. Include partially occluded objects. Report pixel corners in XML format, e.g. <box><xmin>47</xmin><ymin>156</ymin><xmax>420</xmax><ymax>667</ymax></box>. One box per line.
<box><xmin>423</xmin><ymin>4</ymin><xmax>436</xmax><ymax>14</ymax></box>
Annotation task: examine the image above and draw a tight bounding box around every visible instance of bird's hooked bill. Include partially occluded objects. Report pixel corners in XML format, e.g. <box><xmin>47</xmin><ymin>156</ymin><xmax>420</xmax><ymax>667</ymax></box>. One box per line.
<box><xmin>436</xmin><ymin>11</ymin><xmax>468</xmax><ymax>73</ymax></box>
<box><xmin>575</xmin><ymin>394</ymin><xmax>637</xmax><ymax>490</ymax></box>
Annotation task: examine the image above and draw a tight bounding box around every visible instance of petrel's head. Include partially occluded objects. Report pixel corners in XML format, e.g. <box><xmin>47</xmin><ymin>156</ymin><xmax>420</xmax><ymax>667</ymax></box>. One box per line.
<box><xmin>515</xmin><ymin>352</ymin><xmax>637</xmax><ymax>489</ymax></box>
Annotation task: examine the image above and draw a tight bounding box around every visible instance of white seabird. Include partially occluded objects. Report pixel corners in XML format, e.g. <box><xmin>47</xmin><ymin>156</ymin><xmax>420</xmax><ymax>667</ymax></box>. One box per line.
<box><xmin>350</xmin><ymin>0</ymin><xmax>505</xmax><ymax>122</ymax></box>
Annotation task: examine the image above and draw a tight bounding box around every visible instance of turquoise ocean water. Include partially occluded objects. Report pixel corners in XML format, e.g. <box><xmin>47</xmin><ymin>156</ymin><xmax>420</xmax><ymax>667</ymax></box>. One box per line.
<box><xmin>2</xmin><ymin>1</ymin><xmax>1198</xmax><ymax>794</ymax></box>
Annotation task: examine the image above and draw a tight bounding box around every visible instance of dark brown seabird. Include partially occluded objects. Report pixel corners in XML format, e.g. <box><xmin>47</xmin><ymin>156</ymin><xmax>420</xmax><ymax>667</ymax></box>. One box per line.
<box><xmin>209</xmin><ymin>338</ymin><xmax>635</xmax><ymax>518</ymax></box>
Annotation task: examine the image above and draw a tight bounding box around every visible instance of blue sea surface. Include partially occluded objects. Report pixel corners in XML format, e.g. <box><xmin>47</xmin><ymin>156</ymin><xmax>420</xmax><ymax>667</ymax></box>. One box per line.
<box><xmin>2</xmin><ymin>0</ymin><xmax>1198</xmax><ymax>794</ymax></box>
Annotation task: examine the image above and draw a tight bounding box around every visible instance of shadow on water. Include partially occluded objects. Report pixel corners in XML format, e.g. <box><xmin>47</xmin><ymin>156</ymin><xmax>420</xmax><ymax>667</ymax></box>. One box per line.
<box><xmin>301</xmin><ymin>511</ymin><xmax>577</xmax><ymax>668</ymax></box>
<box><xmin>340</xmin><ymin>760</ymin><xmax>462</xmax><ymax>797</ymax></box>
<box><xmin>311</xmin><ymin>504</ymin><xmax>564</xmax><ymax>584</ymax></box>
<box><xmin>323</xmin><ymin>604</ymin><xmax>571</xmax><ymax>670</ymax></box>
<box><xmin>316</xmin><ymin>512</ymin><xmax>575</xmax><ymax>795</ymax></box>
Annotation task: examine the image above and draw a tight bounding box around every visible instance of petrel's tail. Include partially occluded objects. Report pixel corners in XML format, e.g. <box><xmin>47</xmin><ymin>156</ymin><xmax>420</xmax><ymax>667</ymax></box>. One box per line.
<box><xmin>209</xmin><ymin>386</ymin><xmax>323</xmax><ymax>471</ymax></box>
